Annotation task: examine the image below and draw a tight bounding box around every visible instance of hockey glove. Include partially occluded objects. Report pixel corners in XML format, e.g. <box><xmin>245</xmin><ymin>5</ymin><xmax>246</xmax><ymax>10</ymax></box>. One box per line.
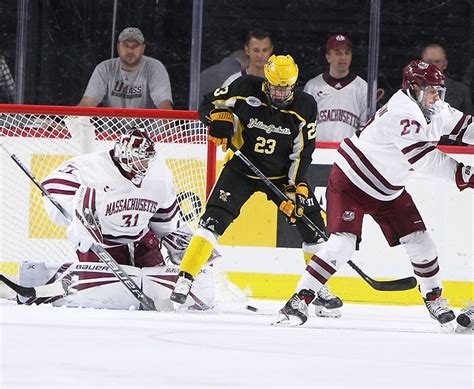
<box><xmin>455</xmin><ymin>163</ymin><xmax>474</xmax><ymax>191</ymax></box>
<box><xmin>134</xmin><ymin>229</ymin><xmax>166</xmax><ymax>267</ymax></box>
<box><xmin>279</xmin><ymin>183</ymin><xmax>309</xmax><ymax>224</ymax></box>
<box><xmin>162</xmin><ymin>225</ymin><xmax>193</xmax><ymax>265</ymax></box>
<box><xmin>208</xmin><ymin>108</ymin><xmax>234</xmax><ymax>151</ymax></box>
<box><xmin>162</xmin><ymin>224</ymin><xmax>222</xmax><ymax>266</ymax></box>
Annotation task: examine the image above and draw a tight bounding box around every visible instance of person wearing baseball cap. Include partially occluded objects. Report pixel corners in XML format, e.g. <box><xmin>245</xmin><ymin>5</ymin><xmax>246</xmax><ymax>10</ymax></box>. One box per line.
<box><xmin>325</xmin><ymin>34</ymin><xmax>352</xmax><ymax>53</ymax></box>
<box><xmin>79</xmin><ymin>27</ymin><xmax>173</xmax><ymax>109</ymax></box>
<box><xmin>303</xmin><ymin>34</ymin><xmax>368</xmax><ymax>142</ymax></box>
<box><xmin>118</xmin><ymin>27</ymin><xmax>145</xmax><ymax>45</ymax></box>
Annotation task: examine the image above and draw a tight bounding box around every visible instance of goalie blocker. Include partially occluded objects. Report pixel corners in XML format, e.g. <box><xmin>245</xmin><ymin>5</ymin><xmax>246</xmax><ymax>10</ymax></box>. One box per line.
<box><xmin>17</xmin><ymin>261</ymin><xmax>215</xmax><ymax>310</ymax></box>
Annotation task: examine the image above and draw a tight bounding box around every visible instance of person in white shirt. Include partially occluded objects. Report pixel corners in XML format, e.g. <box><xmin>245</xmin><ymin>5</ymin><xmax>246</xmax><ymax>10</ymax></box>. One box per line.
<box><xmin>221</xmin><ymin>30</ymin><xmax>273</xmax><ymax>87</ymax></box>
<box><xmin>276</xmin><ymin>60</ymin><xmax>474</xmax><ymax>329</ymax></box>
<box><xmin>79</xmin><ymin>27</ymin><xmax>173</xmax><ymax>109</ymax></box>
<box><xmin>304</xmin><ymin>34</ymin><xmax>367</xmax><ymax>142</ymax></box>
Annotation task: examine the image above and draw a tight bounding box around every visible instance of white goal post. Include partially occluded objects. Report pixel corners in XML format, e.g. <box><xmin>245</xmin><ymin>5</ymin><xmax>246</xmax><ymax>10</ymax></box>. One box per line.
<box><xmin>0</xmin><ymin>104</ymin><xmax>217</xmax><ymax>281</ymax></box>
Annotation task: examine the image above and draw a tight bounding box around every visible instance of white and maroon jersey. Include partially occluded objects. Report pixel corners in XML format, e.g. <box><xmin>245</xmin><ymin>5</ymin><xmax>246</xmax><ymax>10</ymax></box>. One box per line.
<box><xmin>42</xmin><ymin>149</ymin><xmax>180</xmax><ymax>246</ymax></box>
<box><xmin>304</xmin><ymin>72</ymin><xmax>367</xmax><ymax>142</ymax></box>
<box><xmin>335</xmin><ymin>89</ymin><xmax>474</xmax><ymax>201</ymax></box>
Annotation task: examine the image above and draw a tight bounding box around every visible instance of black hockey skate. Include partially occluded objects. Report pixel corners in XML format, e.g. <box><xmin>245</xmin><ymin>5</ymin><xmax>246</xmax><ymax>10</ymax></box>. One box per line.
<box><xmin>312</xmin><ymin>285</ymin><xmax>343</xmax><ymax>318</ymax></box>
<box><xmin>170</xmin><ymin>272</ymin><xmax>193</xmax><ymax>309</ymax></box>
<box><xmin>423</xmin><ymin>287</ymin><xmax>455</xmax><ymax>329</ymax></box>
<box><xmin>455</xmin><ymin>304</ymin><xmax>474</xmax><ymax>333</ymax></box>
<box><xmin>273</xmin><ymin>289</ymin><xmax>315</xmax><ymax>326</ymax></box>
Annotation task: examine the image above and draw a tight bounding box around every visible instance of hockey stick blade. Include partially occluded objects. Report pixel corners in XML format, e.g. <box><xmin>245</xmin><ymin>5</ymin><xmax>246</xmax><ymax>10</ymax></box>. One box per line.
<box><xmin>228</xmin><ymin>143</ymin><xmax>417</xmax><ymax>292</ymax></box>
<box><xmin>0</xmin><ymin>274</ymin><xmax>67</xmax><ymax>298</ymax></box>
<box><xmin>347</xmin><ymin>260</ymin><xmax>417</xmax><ymax>291</ymax></box>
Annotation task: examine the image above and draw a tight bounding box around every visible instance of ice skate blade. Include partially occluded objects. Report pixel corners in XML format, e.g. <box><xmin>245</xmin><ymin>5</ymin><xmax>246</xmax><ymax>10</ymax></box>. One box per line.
<box><xmin>455</xmin><ymin>325</ymin><xmax>473</xmax><ymax>334</ymax></box>
<box><xmin>315</xmin><ymin>306</ymin><xmax>342</xmax><ymax>319</ymax></box>
<box><xmin>169</xmin><ymin>300</ymin><xmax>185</xmax><ymax>311</ymax></box>
<box><xmin>154</xmin><ymin>299</ymin><xmax>175</xmax><ymax>312</ymax></box>
<box><xmin>271</xmin><ymin>314</ymin><xmax>304</xmax><ymax>327</ymax></box>
<box><xmin>439</xmin><ymin>321</ymin><xmax>455</xmax><ymax>333</ymax></box>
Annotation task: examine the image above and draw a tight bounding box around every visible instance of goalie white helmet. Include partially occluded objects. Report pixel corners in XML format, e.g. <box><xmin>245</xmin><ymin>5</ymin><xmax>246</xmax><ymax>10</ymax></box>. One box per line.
<box><xmin>113</xmin><ymin>128</ymin><xmax>156</xmax><ymax>178</ymax></box>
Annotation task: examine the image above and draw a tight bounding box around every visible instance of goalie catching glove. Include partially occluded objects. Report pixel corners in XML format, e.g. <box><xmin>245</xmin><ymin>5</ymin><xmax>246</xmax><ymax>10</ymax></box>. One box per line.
<box><xmin>208</xmin><ymin>108</ymin><xmax>234</xmax><ymax>151</ymax></box>
<box><xmin>455</xmin><ymin>163</ymin><xmax>474</xmax><ymax>191</ymax></box>
<box><xmin>279</xmin><ymin>183</ymin><xmax>309</xmax><ymax>224</ymax></box>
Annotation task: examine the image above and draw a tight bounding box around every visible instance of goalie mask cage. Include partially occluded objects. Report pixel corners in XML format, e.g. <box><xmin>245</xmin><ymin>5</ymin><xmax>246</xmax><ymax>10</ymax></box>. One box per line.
<box><xmin>0</xmin><ymin>104</ymin><xmax>216</xmax><ymax>281</ymax></box>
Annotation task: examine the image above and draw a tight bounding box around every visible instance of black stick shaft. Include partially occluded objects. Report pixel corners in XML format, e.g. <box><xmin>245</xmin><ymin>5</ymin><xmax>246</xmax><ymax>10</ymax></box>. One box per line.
<box><xmin>228</xmin><ymin>143</ymin><xmax>416</xmax><ymax>292</ymax></box>
<box><xmin>0</xmin><ymin>274</ymin><xmax>36</xmax><ymax>298</ymax></box>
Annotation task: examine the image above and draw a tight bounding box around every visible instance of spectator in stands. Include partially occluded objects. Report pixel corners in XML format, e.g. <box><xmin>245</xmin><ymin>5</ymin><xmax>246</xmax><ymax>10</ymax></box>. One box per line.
<box><xmin>199</xmin><ymin>50</ymin><xmax>249</xmax><ymax>97</ymax></box>
<box><xmin>422</xmin><ymin>44</ymin><xmax>473</xmax><ymax>146</ymax></box>
<box><xmin>304</xmin><ymin>34</ymin><xmax>367</xmax><ymax>142</ymax></box>
<box><xmin>222</xmin><ymin>30</ymin><xmax>273</xmax><ymax>86</ymax></box>
<box><xmin>0</xmin><ymin>55</ymin><xmax>16</xmax><ymax>103</ymax></box>
<box><xmin>462</xmin><ymin>58</ymin><xmax>474</xmax><ymax>109</ymax></box>
<box><xmin>421</xmin><ymin>44</ymin><xmax>472</xmax><ymax>114</ymax></box>
<box><xmin>79</xmin><ymin>27</ymin><xmax>173</xmax><ymax>109</ymax></box>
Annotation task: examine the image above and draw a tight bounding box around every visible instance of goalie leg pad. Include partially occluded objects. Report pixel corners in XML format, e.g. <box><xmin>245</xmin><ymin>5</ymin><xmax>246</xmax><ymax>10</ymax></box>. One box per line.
<box><xmin>17</xmin><ymin>261</ymin><xmax>54</xmax><ymax>304</ymax></box>
<box><xmin>18</xmin><ymin>261</ymin><xmax>216</xmax><ymax>311</ymax></box>
<box><xmin>55</xmin><ymin>262</ymin><xmax>142</xmax><ymax>309</ymax></box>
<box><xmin>143</xmin><ymin>265</ymin><xmax>215</xmax><ymax>310</ymax></box>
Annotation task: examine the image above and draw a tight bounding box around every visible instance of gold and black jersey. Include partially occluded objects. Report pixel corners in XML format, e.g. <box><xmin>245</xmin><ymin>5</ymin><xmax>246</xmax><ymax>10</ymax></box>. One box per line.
<box><xmin>199</xmin><ymin>75</ymin><xmax>318</xmax><ymax>185</ymax></box>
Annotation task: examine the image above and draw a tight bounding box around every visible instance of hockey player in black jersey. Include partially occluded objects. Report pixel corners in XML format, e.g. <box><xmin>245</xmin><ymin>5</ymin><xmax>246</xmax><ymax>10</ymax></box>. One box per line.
<box><xmin>170</xmin><ymin>54</ymin><xmax>342</xmax><ymax>315</ymax></box>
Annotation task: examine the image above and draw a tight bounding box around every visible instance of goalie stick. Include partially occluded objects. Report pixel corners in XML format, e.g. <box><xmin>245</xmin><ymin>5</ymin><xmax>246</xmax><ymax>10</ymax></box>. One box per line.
<box><xmin>0</xmin><ymin>273</ymin><xmax>67</xmax><ymax>299</ymax></box>
<box><xmin>0</xmin><ymin>143</ymin><xmax>158</xmax><ymax>311</ymax></box>
<box><xmin>228</xmin><ymin>143</ymin><xmax>417</xmax><ymax>292</ymax></box>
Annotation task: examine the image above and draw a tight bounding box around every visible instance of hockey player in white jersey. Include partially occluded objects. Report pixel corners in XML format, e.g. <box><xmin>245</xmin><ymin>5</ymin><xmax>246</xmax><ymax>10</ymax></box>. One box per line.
<box><xmin>43</xmin><ymin>127</ymin><xmax>181</xmax><ymax>265</ymax></box>
<box><xmin>277</xmin><ymin>59</ymin><xmax>474</xmax><ymax>328</ymax></box>
<box><xmin>36</xmin><ymin>127</ymin><xmax>216</xmax><ymax>309</ymax></box>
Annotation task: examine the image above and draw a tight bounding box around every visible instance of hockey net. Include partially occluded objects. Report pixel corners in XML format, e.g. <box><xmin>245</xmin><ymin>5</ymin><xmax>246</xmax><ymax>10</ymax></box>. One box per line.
<box><xmin>0</xmin><ymin>104</ymin><xmax>222</xmax><ymax>298</ymax></box>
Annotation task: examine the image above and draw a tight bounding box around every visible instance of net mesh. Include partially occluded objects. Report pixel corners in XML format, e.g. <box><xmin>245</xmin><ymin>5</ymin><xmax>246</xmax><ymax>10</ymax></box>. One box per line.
<box><xmin>0</xmin><ymin>111</ymin><xmax>210</xmax><ymax>279</ymax></box>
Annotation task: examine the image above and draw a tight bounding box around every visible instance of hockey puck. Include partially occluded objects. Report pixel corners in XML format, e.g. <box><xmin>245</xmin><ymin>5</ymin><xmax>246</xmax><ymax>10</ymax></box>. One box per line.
<box><xmin>246</xmin><ymin>305</ymin><xmax>258</xmax><ymax>312</ymax></box>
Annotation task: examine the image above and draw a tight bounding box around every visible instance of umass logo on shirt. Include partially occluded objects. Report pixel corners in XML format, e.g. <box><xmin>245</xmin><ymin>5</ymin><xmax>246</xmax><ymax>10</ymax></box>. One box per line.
<box><xmin>112</xmin><ymin>81</ymin><xmax>143</xmax><ymax>99</ymax></box>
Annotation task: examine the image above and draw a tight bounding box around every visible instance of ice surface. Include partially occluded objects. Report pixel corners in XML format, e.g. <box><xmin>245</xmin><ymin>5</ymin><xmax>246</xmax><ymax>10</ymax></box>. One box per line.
<box><xmin>1</xmin><ymin>299</ymin><xmax>472</xmax><ymax>388</ymax></box>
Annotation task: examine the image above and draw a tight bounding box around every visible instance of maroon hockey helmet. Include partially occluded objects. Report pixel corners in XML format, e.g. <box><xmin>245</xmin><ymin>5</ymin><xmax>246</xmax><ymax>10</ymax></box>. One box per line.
<box><xmin>113</xmin><ymin>127</ymin><xmax>156</xmax><ymax>177</ymax></box>
<box><xmin>402</xmin><ymin>59</ymin><xmax>445</xmax><ymax>90</ymax></box>
<box><xmin>402</xmin><ymin>60</ymin><xmax>446</xmax><ymax>117</ymax></box>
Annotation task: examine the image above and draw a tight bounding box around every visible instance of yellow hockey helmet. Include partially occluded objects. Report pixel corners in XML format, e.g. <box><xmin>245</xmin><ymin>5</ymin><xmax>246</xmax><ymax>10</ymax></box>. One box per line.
<box><xmin>263</xmin><ymin>54</ymin><xmax>299</xmax><ymax>108</ymax></box>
